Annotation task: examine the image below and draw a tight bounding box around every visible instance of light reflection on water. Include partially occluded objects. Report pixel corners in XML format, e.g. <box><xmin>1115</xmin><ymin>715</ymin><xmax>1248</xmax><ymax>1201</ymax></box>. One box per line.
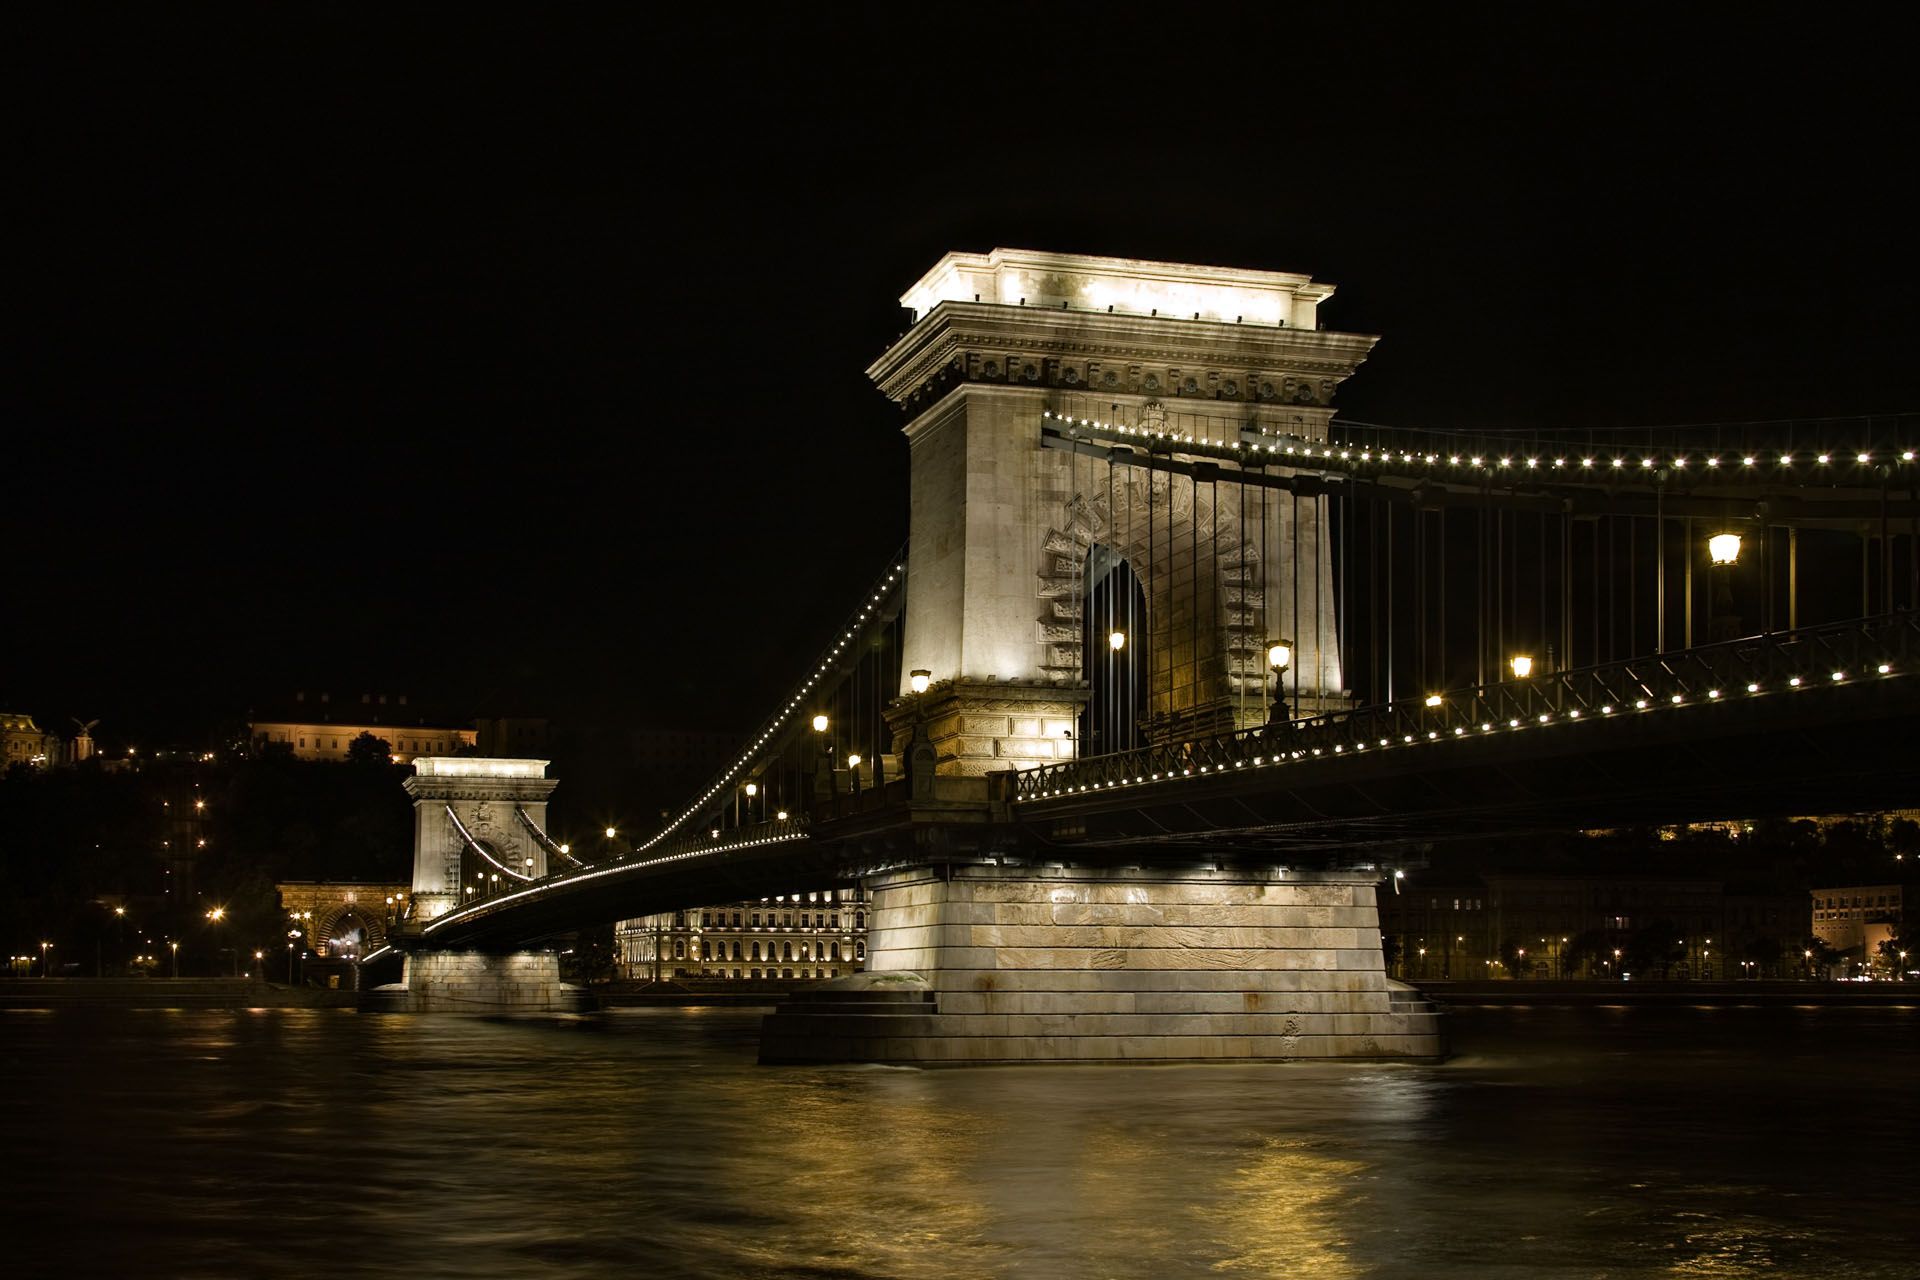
<box><xmin>2</xmin><ymin>1003</ymin><xmax>1914</xmax><ymax>1278</ymax></box>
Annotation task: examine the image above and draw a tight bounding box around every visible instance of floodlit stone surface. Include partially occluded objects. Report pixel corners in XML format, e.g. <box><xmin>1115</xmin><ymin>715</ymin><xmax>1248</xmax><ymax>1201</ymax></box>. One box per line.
<box><xmin>761</xmin><ymin>864</ymin><xmax>1444</xmax><ymax>1064</ymax></box>
<box><xmin>388</xmin><ymin>950</ymin><xmax>588</xmax><ymax>1014</ymax></box>
<box><xmin>404</xmin><ymin>757</ymin><xmax>559</xmax><ymax>921</ymax></box>
<box><xmin>871</xmin><ymin>249</ymin><xmax>1377</xmax><ymax>774</ymax></box>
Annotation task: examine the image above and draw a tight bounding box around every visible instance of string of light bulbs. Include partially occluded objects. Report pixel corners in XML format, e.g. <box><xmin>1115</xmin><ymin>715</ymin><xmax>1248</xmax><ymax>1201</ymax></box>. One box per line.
<box><xmin>632</xmin><ymin>549</ymin><xmax>907</xmax><ymax>856</ymax></box>
<box><xmin>1018</xmin><ymin>636</ymin><xmax>1904</xmax><ymax>802</ymax></box>
<box><xmin>1042</xmin><ymin>409</ymin><xmax>1919</xmax><ymax>483</ymax></box>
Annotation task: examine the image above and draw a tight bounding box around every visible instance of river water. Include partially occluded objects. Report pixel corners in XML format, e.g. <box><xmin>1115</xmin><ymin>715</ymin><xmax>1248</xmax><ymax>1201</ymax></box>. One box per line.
<box><xmin>2</xmin><ymin>1002</ymin><xmax>1914</xmax><ymax>1279</ymax></box>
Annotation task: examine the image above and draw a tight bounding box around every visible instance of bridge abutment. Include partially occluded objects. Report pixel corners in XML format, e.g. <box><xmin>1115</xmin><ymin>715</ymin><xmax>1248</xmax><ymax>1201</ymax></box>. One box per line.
<box><xmin>761</xmin><ymin>862</ymin><xmax>1443</xmax><ymax>1063</ymax></box>
<box><xmin>368</xmin><ymin>950</ymin><xmax>589</xmax><ymax>1014</ymax></box>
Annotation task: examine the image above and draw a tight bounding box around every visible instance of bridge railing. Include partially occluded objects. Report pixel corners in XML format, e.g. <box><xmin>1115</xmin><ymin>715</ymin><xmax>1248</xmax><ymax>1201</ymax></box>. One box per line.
<box><xmin>1014</xmin><ymin>612</ymin><xmax>1920</xmax><ymax>804</ymax></box>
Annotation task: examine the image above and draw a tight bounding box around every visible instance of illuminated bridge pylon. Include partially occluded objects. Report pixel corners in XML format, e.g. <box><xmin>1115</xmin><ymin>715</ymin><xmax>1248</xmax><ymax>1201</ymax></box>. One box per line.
<box><xmin>393</xmin><ymin>248</ymin><xmax>1920</xmax><ymax>1058</ymax></box>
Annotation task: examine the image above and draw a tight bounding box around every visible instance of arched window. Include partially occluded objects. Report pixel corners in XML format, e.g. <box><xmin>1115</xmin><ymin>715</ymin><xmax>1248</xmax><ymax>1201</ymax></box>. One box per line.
<box><xmin>750</xmin><ymin>941</ymin><xmax>760</xmax><ymax>961</ymax></box>
<box><xmin>701</xmin><ymin>940</ymin><xmax>712</xmax><ymax>960</ymax></box>
<box><xmin>832</xmin><ymin>942</ymin><xmax>842</xmax><ymax>960</ymax></box>
<box><xmin>856</xmin><ymin>941</ymin><xmax>866</xmax><ymax>960</ymax></box>
<box><xmin>783</xmin><ymin>942</ymin><xmax>793</xmax><ymax>961</ymax></box>
<box><xmin>673</xmin><ymin>940</ymin><xmax>685</xmax><ymax>960</ymax></box>
<box><xmin>731</xmin><ymin>941</ymin><xmax>742</xmax><ymax>961</ymax></box>
<box><xmin>855</xmin><ymin>912</ymin><xmax>865</xmax><ymax>930</ymax></box>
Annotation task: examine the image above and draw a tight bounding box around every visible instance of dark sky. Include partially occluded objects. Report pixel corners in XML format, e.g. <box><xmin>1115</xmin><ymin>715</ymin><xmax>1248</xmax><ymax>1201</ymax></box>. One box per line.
<box><xmin>6</xmin><ymin>5</ymin><xmax>1915</xmax><ymax>741</ymax></box>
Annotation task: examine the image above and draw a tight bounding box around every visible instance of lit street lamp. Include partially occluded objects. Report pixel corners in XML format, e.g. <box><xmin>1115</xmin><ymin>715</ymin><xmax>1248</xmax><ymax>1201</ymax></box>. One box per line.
<box><xmin>1509</xmin><ymin>654</ymin><xmax>1534</xmax><ymax>679</ymax></box>
<box><xmin>810</xmin><ymin>713</ymin><xmax>833</xmax><ymax>802</ymax></box>
<box><xmin>1267</xmin><ymin>639</ymin><xmax>1293</xmax><ymax>725</ymax></box>
<box><xmin>1708</xmin><ymin>530</ymin><xmax>1743</xmax><ymax>642</ymax></box>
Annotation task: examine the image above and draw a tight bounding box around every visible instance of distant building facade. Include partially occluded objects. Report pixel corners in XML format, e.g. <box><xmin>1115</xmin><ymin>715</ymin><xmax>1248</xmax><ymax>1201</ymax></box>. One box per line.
<box><xmin>1381</xmin><ymin>872</ymin><xmax>1811</xmax><ymax>980</ymax></box>
<box><xmin>616</xmin><ymin>888</ymin><xmax>870</xmax><ymax>982</ymax></box>
<box><xmin>250</xmin><ymin>691</ymin><xmax>477</xmax><ymax>762</ymax></box>
<box><xmin>1</xmin><ymin>712</ymin><xmax>62</xmax><ymax>768</ymax></box>
<box><xmin>476</xmin><ymin>717</ymin><xmax>551</xmax><ymax>758</ymax></box>
<box><xmin>1811</xmin><ymin>883</ymin><xmax>1906</xmax><ymax>969</ymax></box>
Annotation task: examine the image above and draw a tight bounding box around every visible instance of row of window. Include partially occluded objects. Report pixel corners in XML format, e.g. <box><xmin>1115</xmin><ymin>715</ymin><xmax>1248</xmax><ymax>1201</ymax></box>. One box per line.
<box><xmin>671</xmin><ymin>968</ymin><xmax>841</xmax><ymax>980</ymax></box>
<box><xmin>269</xmin><ymin>731</ymin><xmax>458</xmax><ymax>753</ymax></box>
<box><xmin>670</xmin><ymin>939</ymin><xmax>865</xmax><ymax>962</ymax></box>
<box><xmin>1815</xmin><ymin>894</ymin><xmax>1900</xmax><ymax>910</ymax></box>
<box><xmin>684</xmin><ymin>910</ymin><xmax>862</xmax><ymax>930</ymax></box>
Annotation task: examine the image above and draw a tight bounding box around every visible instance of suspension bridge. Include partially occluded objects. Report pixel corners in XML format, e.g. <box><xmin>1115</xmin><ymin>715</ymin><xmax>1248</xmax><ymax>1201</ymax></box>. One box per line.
<box><xmin>371</xmin><ymin>248</ymin><xmax>1920</xmax><ymax>1063</ymax></box>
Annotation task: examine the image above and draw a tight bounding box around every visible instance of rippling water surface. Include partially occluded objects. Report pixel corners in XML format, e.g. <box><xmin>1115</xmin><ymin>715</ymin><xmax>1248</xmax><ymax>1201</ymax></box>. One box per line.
<box><xmin>3</xmin><ymin>1002</ymin><xmax>1915</xmax><ymax>1278</ymax></box>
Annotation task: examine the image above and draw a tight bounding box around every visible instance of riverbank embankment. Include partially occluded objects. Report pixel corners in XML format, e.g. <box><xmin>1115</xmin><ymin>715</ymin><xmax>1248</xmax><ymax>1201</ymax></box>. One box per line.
<box><xmin>1414</xmin><ymin>979</ymin><xmax>1916</xmax><ymax>1005</ymax></box>
<box><xmin>0</xmin><ymin>979</ymin><xmax>357</xmax><ymax>1010</ymax></box>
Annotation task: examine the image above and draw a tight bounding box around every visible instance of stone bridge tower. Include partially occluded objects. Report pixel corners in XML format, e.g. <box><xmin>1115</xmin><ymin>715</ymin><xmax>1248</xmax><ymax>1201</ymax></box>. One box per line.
<box><xmin>869</xmin><ymin>249</ymin><xmax>1378</xmax><ymax>775</ymax></box>
<box><xmin>403</xmin><ymin>757</ymin><xmax>558</xmax><ymax>921</ymax></box>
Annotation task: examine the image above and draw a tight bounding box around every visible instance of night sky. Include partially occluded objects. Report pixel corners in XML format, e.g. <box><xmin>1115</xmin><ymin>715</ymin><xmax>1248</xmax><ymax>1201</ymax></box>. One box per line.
<box><xmin>7</xmin><ymin>6</ymin><xmax>1916</xmax><ymax>744</ymax></box>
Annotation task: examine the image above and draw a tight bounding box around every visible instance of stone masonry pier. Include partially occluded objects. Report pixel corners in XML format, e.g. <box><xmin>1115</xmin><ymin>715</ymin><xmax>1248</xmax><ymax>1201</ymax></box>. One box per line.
<box><xmin>761</xmin><ymin>863</ymin><xmax>1444</xmax><ymax>1063</ymax></box>
<box><xmin>370</xmin><ymin>951</ymin><xmax>590</xmax><ymax>1014</ymax></box>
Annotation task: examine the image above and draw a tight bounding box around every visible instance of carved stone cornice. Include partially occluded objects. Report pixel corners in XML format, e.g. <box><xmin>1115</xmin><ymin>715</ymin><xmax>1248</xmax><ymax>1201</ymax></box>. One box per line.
<box><xmin>868</xmin><ymin>302</ymin><xmax>1379</xmax><ymax>412</ymax></box>
<box><xmin>403</xmin><ymin>777</ymin><xmax>558</xmax><ymax>803</ymax></box>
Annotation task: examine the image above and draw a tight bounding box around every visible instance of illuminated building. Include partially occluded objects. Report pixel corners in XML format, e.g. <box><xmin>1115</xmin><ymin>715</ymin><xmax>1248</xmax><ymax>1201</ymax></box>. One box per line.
<box><xmin>1</xmin><ymin>711</ymin><xmax>62</xmax><ymax>768</ymax></box>
<box><xmin>1811</xmin><ymin>883</ymin><xmax>1906</xmax><ymax>972</ymax></box>
<box><xmin>616</xmin><ymin>888</ymin><xmax>869</xmax><ymax>982</ymax></box>
<box><xmin>1381</xmin><ymin>873</ymin><xmax>1809</xmax><ymax>980</ymax></box>
<box><xmin>249</xmin><ymin>691</ymin><xmax>476</xmax><ymax>762</ymax></box>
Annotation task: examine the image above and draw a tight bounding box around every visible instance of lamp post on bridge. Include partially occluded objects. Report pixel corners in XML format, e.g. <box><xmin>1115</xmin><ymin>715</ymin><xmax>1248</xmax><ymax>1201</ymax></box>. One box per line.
<box><xmin>810</xmin><ymin>714</ymin><xmax>832</xmax><ymax>806</ymax></box>
<box><xmin>1266</xmin><ymin>639</ymin><xmax>1293</xmax><ymax>727</ymax></box>
<box><xmin>1708</xmin><ymin>531</ymin><xmax>1743</xmax><ymax>643</ymax></box>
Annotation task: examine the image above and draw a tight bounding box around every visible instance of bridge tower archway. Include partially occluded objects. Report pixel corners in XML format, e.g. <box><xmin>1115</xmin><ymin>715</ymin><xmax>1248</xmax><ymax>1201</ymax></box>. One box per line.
<box><xmin>1079</xmin><ymin>544</ymin><xmax>1148</xmax><ymax>755</ymax></box>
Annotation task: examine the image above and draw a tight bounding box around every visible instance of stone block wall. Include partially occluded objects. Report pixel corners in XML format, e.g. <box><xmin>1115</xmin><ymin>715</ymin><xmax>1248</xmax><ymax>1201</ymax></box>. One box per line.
<box><xmin>763</xmin><ymin>864</ymin><xmax>1444</xmax><ymax>1063</ymax></box>
<box><xmin>395</xmin><ymin>950</ymin><xmax>588</xmax><ymax>1013</ymax></box>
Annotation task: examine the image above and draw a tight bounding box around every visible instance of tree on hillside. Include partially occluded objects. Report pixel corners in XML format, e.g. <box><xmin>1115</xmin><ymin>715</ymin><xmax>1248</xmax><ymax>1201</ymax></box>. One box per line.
<box><xmin>346</xmin><ymin>732</ymin><xmax>392</xmax><ymax>766</ymax></box>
